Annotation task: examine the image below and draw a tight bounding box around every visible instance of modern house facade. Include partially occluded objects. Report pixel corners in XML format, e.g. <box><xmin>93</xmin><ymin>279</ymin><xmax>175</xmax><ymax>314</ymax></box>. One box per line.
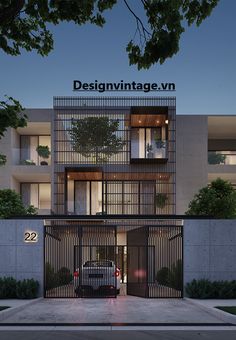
<box><xmin>1</xmin><ymin>96</ymin><xmax>235</xmax><ymax>215</ymax></box>
<box><xmin>0</xmin><ymin>97</ymin><xmax>236</xmax><ymax>298</ymax></box>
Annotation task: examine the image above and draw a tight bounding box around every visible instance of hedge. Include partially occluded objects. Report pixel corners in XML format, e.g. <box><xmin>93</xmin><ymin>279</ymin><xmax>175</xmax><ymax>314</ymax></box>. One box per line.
<box><xmin>0</xmin><ymin>277</ymin><xmax>39</xmax><ymax>299</ymax></box>
<box><xmin>185</xmin><ymin>279</ymin><xmax>236</xmax><ymax>299</ymax></box>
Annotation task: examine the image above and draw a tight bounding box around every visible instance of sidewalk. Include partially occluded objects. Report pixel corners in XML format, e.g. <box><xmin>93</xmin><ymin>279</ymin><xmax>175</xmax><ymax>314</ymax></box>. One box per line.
<box><xmin>187</xmin><ymin>299</ymin><xmax>236</xmax><ymax>324</ymax></box>
<box><xmin>0</xmin><ymin>298</ymin><xmax>42</xmax><ymax>322</ymax></box>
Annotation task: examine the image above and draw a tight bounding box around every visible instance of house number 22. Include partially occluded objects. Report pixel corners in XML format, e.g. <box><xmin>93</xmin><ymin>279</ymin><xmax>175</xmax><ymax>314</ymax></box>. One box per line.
<box><xmin>24</xmin><ymin>231</ymin><xmax>38</xmax><ymax>243</ymax></box>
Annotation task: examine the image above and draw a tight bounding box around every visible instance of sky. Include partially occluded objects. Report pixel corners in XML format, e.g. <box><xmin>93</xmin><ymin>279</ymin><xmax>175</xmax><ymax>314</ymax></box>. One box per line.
<box><xmin>0</xmin><ymin>0</ymin><xmax>236</xmax><ymax>114</ymax></box>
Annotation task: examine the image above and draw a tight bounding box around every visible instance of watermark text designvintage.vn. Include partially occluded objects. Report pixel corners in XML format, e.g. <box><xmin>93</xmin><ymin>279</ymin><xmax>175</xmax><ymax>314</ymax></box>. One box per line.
<box><xmin>73</xmin><ymin>80</ymin><xmax>175</xmax><ymax>93</ymax></box>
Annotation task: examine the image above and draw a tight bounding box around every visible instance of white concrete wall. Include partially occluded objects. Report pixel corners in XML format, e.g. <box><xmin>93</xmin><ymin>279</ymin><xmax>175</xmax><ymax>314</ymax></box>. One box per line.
<box><xmin>176</xmin><ymin>115</ymin><xmax>208</xmax><ymax>214</ymax></box>
<box><xmin>0</xmin><ymin>219</ymin><xmax>44</xmax><ymax>296</ymax></box>
<box><xmin>184</xmin><ymin>219</ymin><xmax>236</xmax><ymax>286</ymax></box>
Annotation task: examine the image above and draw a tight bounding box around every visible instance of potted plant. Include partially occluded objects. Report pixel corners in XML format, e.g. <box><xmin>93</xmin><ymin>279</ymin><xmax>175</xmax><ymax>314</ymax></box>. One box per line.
<box><xmin>155</xmin><ymin>193</ymin><xmax>168</xmax><ymax>209</ymax></box>
<box><xmin>36</xmin><ymin>145</ymin><xmax>51</xmax><ymax>165</ymax></box>
<box><xmin>208</xmin><ymin>152</ymin><xmax>226</xmax><ymax>164</ymax></box>
<box><xmin>154</xmin><ymin>136</ymin><xmax>165</xmax><ymax>149</ymax></box>
<box><xmin>20</xmin><ymin>159</ymin><xmax>36</xmax><ymax>165</ymax></box>
<box><xmin>146</xmin><ymin>143</ymin><xmax>154</xmax><ymax>158</ymax></box>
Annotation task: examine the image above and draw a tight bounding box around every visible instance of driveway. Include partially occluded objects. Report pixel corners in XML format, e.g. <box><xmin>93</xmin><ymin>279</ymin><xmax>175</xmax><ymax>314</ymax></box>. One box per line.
<box><xmin>1</xmin><ymin>296</ymin><xmax>236</xmax><ymax>324</ymax></box>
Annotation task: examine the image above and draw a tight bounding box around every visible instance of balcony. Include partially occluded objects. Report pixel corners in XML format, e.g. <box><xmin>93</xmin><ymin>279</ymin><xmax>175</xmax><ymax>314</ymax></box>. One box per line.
<box><xmin>131</xmin><ymin>138</ymin><xmax>167</xmax><ymax>162</ymax></box>
<box><xmin>130</xmin><ymin>128</ymin><xmax>168</xmax><ymax>163</ymax></box>
<box><xmin>208</xmin><ymin>151</ymin><xmax>236</xmax><ymax>165</ymax></box>
<box><xmin>21</xmin><ymin>183</ymin><xmax>51</xmax><ymax>215</ymax></box>
<box><xmin>16</xmin><ymin>135</ymin><xmax>51</xmax><ymax>166</ymax></box>
<box><xmin>208</xmin><ymin>151</ymin><xmax>236</xmax><ymax>183</ymax></box>
<box><xmin>12</xmin><ymin>147</ymin><xmax>51</xmax><ymax>166</ymax></box>
<box><xmin>11</xmin><ymin>147</ymin><xmax>51</xmax><ymax>182</ymax></box>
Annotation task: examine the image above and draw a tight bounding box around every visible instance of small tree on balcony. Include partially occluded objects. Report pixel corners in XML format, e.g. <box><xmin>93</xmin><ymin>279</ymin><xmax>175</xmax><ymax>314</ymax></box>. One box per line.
<box><xmin>185</xmin><ymin>178</ymin><xmax>236</xmax><ymax>218</ymax></box>
<box><xmin>70</xmin><ymin>117</ymin><xmax>125</xmax><ymax>163</ymax></box>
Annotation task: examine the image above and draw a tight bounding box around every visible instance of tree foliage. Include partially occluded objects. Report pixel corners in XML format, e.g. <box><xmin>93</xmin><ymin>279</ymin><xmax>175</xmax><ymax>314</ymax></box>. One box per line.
<box><xmin>0</xmin><ymin>0</ymin><xmax>116</xmax><ymax>56</ymax></box>
<box><xmin>0</xmin><ymin>0</ymin><xmax>219</xmax><ymax>69</ymax></box>
<box><xmin>185</xmin><ymin>178</ymin><xmax>236</xmax><ymax>218</ymax></box>
<box><xmin>0</xmin><ymin>0</ymin><xmax>219</xmax><ymax>163</ymax></box>
<box><xmin>0</xmin><ymin>189</ymin><xmax>37</xmax><ymax>218</ymax></box>
<box><xmin>70</xmin><ymin>116</ymin><xmax>125</xmax><ymax>163</ymax></box>
<box><xmin>0</xmin><ymin>96</ymin><xmax>27</xmax><ymax>165</ymax></box>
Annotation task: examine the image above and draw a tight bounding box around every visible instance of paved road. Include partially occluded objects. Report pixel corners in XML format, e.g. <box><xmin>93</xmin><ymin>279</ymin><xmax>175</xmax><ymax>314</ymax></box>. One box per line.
<box><xmin>1</xmin><ymin>331</ymin><xmax>236</xmax><ymax>340</ymax></box>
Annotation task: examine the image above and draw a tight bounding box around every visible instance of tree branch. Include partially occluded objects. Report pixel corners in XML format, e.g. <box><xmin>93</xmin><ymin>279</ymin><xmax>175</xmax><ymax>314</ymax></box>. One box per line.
<box><xmin>123</xmin><ymin>0</ymin><xmax>151</xmax><ymax>39</ymax></box>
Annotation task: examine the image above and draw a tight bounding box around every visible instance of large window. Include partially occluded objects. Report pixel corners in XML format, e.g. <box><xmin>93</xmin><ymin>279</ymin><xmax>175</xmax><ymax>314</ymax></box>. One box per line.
<box><xmin>20</xmin><ymin>135</ymin><xmax>51</xmax><ymax>165</ymax></box>
<box><xmin>67</xmin><ymin>180</ymin><xmax>174</xmax><ymax>215</ymax></box>
<box><xmin>67</xmin><ymin>180</ymin><xmax>103</xmax><ymax>215</ymax></box>
<box><xmin>131</xmin><ymin>127</ymin><xmax>167</xmax><ymax>160</ymax></box>
<box><xmin>21</xmin><ymin>183</ymin><xmax>51</xmax><ymax>211</ymax></box>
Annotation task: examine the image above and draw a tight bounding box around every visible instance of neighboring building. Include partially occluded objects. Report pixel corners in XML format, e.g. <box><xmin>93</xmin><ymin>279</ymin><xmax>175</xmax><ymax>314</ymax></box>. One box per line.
<box><xmin>176</xmin><ymin>114</ymin><xmax>236</xmax><ymax>213</ymax></box>
<box><xmin>0</xmin><ymin>97</ymin><xmax>235</xmax><ymax>298</ymax></box>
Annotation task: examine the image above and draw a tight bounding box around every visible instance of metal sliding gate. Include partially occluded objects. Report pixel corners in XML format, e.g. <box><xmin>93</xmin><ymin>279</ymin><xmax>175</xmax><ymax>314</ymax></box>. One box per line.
<box><xmin>44</xmin><ymin>223</ymin><xmax>117</xmax><ymax>298</ymax></box>
<box><xmin>127</xmin><ymin>225</ymin><xmax>183</xmax><ymax>298</ymax></box>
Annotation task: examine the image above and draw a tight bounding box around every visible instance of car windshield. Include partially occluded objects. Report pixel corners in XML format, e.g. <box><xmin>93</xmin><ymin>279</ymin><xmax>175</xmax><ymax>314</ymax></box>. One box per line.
<box><xmin>83</xmin><ymin>261</ymin><xmax>113</xmax><ymax>268</ymax></box>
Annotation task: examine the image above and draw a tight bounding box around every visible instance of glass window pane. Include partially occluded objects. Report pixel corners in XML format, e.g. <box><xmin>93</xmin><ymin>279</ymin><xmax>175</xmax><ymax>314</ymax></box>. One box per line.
<box><xmin>39</xmin><ymin>183</ymin><xmax>51</xmax><ymax>209</ymax></box>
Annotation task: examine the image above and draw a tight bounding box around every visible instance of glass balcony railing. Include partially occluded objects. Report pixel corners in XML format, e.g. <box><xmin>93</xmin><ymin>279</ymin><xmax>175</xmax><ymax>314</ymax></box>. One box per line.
<box><xmin>131</xmin><ymin>140</ymin><xmax>168</xmax><ymax>160</ymax></box>
<box><xmin>208</xmin><ymin>151</ymin><xmax>236</xmax><ymax>165</ymax></box>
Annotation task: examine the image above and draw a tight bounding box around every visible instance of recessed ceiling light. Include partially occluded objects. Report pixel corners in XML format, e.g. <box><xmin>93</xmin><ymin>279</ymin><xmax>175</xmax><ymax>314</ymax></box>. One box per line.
<box><xmin>156</xmin><ymin>120</ymin><xmax>160</xmax><ymax>124</ymax></box>
<box><xmin>138</xmin><ymin>120</ymin><xmax>142</xmax><ymax>123</ymax></box>
<box><xmin>165</xmin><ymin>119</ymin><xmax>169</xmax><ymax>124</ymax></box>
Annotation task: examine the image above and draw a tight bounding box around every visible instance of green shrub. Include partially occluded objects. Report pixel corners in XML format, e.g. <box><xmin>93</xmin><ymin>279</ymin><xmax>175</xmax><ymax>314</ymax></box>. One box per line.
<box><xmin>16</xmin><ymin>279</ymin><xmax>39</xmax><ymax>299</ymax></box>
<box><xmin>208</xmin><ymin>152</ymin><xmax>226</xmax><ymax>165</ymax></box>
<box><xmin>156</xmin><ymin>267</ymin><xmax>169</xmax><ymax>285</ymax></box>
<box><xmin>186</xmin><ymin>279</ymin><xmax>236</xmax><ymax>299</ymax></box>
<box><xmin>45</xmin><ymin>262</ymin><xmax>58</xmax><ymax>290</ymax></box>
<box><xmin>0</xmin><ymin>277</ymin><xmax>17</xmax><ymax>298</ymax></box>
<box><xmin>155</xmin><ymin>193</ymin><xmax>168</xmax><ymax>209</ymax></box>
<box><xmin>0</xmin><ymin>189</ymin><xmax>37</xmax><ymax>218</ymax></box>
<box><xmin>36</xmin><ymin>145</ymin><xmax>51</xmax><ymax>159</ymax></box>
<box><xmin>0</xmin><ymin>277</ymin><xmax>39</xmax><ymax>299</ymax></box>
<box><xmin>57</xmin><ymin>267</ymin><xmax>72</xmax><ymax>285</ymax></box>
<box><xmin>169</xmin><ymin>259</ymin><xmax>183</xmax><ymax>291</ymax></box>
<box><xmin>156</xmin><ymin>260</ymin><xmax>183</xmax><ymax>291</ymax></box>
<box><xmin>45</xmin><ymin>263</ymin><xmax>73</xmax><ymax>289</ymax></box>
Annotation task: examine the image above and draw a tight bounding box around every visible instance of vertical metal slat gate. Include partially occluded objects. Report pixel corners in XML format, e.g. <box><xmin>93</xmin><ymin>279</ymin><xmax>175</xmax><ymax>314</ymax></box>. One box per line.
<box><xmin>45</xmin><ymin>221</ymin><xmax>183</xmax><ymax>298</ymax></box>
<box><xmin>127</xmin><ymin>225</ymin><xmax>183</xmax><ymax>298</ymax></box>
<box><xmin>44</xmin><ymin>223</ymin><xmax>117</xmax><ymax>298</ymax></box>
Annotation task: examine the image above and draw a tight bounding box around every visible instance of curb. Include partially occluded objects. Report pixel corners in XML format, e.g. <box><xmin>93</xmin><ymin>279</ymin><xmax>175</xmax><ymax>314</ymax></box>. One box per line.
<box><xmin>0</xmin><ymin>298</ymin><xmax>43</xmax><ymax>322</ymax></box>
<box><xmin>185</xmin><ymin>298</ymin><xmax>236</xmax><ymax>325</ymax></box>
<box><xmin>1</xmin><ymin>325</ymin><xmax>236</xmax><ymax>331</ymax></box>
